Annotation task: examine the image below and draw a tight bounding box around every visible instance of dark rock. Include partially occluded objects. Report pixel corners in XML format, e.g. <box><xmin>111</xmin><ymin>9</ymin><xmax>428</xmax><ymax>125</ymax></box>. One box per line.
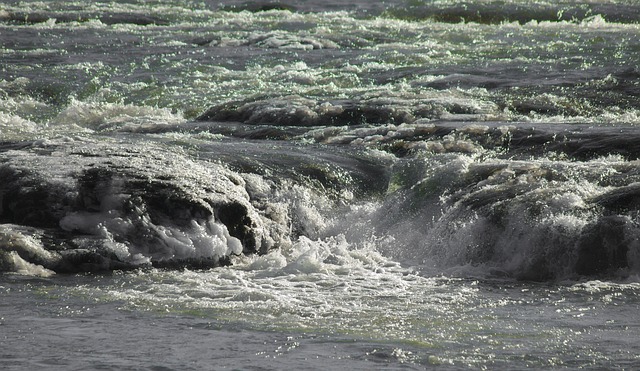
<box><xmin>0</xmin><ymin>139</ymin><xmax>275</xmax><ymax>274</ymax></box>
<box><xmin>576</xmin><ymin>216</ymin><xmax>630</xmax><ymax>276</ymax></box>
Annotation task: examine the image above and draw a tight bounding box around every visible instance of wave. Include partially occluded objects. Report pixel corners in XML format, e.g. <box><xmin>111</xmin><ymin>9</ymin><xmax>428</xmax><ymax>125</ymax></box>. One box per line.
<box><xmin>2</xmin><ymin>123</ymin><xmax>640</xmax><ymax>281</ymax></box>
<box><xmin>0</xmin><ymin>138</ymin><xmax>270</xmax><ymax>272</ymax></box>
<box><xmin>219</xmin><ymin>2</ymin><xmax>298</xmax><ymax>13</ymax></box>
<box><xmin>2</xmin><ymin>0</ymin><xmax>640</xmax><ymax>282</ymax></box>
<box><xmin>376</xmin><ymin>154</ymin><xmax>640</xmax><ymax>280</ymax></box>
<box><xmin>384</xmin><ymin>3</ymin><xmax>640</xmax><ymax>25</ymax></box>
<box><xmin>195</xmin><ymin>70</ymin><xmax>640</xmax><ymax>127</ymax></box>
<box><xmin>0</xmin><ymin>10</ymin><xmax>167</xmax><ymax>26</ymax></box>
<box><xmin>0</xmin><ymin>134</ymin><xmax>386</xmax><ymax>275</ymax></box>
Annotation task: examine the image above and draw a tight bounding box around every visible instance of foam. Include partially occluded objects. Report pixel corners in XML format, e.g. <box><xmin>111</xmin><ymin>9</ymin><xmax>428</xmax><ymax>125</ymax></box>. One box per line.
<box><xmin>383</xmin><ymin>153</ymin><xmax>640</xmax><ymax>280</ymax></box>
<box><xmin>3</xmin><ymin>1</ymin><xmax>640</xmax><ymax>281</ymax></box>
<box><xmin>58</xmin><ymin>210</ymin><xmax>246</xmax><ymax>263</ymax></box>
<box><xmin>0</xmin><ymin>84</ymin><xmax>55</xmax><ymax>126</ymax></box>
<box><xmin>52</xmin><ymin>99</ymin><xmax>186</xmax><ymax>132</ymax></box>
<box><xmin>0</xmin><ymin>112</ymin><xmax>39</xmax><ymax>137</ymax></box>
<box><xmin>198</xmin><ymin>91</ymin><xmax>502</xmax><ymax>128</ymax></box>
<box><xmin>0</xmin><ymin>138</ymin><xmax>287</xmax><ymax>272</ymax></box>
<box><xmin>0</xmin><ymin>225</ymin><xmax>58</xmax><ymax>277</ymax></box>
<box><xmin>5</xmin><ymin>1</ymin><xmax>639</xmax><ymax>130</ymax></box>
<box><xmin>247</xmin><ymin>31</ymin><xmax>339</xmax><ymax>50</ymax></box>
<box><xmin>1</xmin><ymin>251</ymin><xmax>55</xmax><ymax>277</ymax></box>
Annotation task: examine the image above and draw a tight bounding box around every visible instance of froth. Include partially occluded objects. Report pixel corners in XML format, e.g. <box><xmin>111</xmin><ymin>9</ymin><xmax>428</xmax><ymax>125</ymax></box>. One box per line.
<box><xmin>52</xmin><ymin>99</ymin><xmax>186</xmax><ymax>132</ymax></box>
<box><xmin>0</xmin><ymin>226</ymin><xmax>57</xmax><ymax>277</ymax></box>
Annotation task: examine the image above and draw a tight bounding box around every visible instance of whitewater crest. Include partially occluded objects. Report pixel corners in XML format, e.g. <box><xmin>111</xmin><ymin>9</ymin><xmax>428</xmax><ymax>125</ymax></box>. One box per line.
<box><xmin>3</xmin><ymin>123</ymin><xmax>640</xmax><ymax>280</ymax></box>
<box><xmin>0</xmin><ymin>131</ymin><xmax>387</xmax><ymax>276</ymax></box>
<box><xmin>395</xmin><ymin>156</ymin><xmax>640</xmax><ymax>280</ymax></box>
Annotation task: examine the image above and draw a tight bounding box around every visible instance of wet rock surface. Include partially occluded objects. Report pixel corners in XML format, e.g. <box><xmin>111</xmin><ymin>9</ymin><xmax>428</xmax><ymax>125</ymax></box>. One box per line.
<box><xmin>0</xmin><ymin>138</ymin><xmax>268</xmax><ymax>273</ymax></box>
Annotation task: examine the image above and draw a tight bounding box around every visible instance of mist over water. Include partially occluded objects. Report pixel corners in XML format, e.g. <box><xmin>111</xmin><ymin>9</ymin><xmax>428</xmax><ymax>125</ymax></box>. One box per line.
<box><xmin>2</xmin><ymin>0</ymin><xmax>640</xmax><ymax>369</ymax></box>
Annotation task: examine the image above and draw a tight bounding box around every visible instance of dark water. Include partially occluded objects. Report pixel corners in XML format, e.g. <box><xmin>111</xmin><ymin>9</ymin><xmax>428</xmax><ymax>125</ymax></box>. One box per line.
<box><xmin>1</xmin><ymin>0</ymin><xmax>640</xmax><ymax>369</ymax></box>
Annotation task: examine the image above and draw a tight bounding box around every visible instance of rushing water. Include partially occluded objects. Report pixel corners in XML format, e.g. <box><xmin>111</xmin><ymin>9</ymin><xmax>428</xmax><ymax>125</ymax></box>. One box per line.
<box><xmin>2</xmin><ymin>0</ymin><xmax>640</xmax><ymax>369</ymax></box>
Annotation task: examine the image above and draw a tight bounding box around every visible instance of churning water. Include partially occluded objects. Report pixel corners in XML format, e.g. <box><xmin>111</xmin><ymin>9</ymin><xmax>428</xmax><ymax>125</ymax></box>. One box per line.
<box><xmin>1</xmin><ymin>0</ymin><xmax>640</xmax><ymax>369</ymax></box>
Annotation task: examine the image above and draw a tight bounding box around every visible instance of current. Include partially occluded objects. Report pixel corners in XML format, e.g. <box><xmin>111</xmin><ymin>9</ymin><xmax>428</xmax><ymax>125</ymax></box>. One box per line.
<box><xmin>1</xmin><ymin>0</ymin><xmax>640</xmax><ymax>369</ymax></box>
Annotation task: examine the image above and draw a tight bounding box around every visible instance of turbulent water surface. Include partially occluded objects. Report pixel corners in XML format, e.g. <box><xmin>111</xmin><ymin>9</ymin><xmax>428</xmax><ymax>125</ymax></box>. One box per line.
<box><xmin>2</xmin><ymin>0</ymin><xmax>640</xmax><ymax>369</ymax></box>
